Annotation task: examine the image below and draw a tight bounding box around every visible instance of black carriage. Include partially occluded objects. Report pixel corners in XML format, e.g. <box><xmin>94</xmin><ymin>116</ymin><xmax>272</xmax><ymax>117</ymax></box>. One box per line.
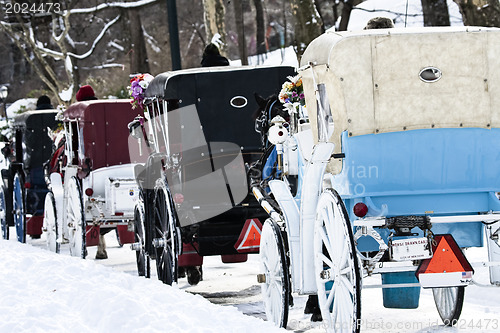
<box><xmin>0</xmin><ymin>110</ymin><xmax>60</xmax><ymax>242</ymax></box>
<box><xmin>129</xmin><ymin>65</ymin><xmax>296</xmax><ymax>285</ymax></box>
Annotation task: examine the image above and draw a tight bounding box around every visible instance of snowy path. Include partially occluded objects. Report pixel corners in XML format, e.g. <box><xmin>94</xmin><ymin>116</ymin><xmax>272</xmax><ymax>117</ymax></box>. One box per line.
<box><xmin>2</xmin><ymin>232</ymin><xmax>499</xmax><ymax>333</ymax></box>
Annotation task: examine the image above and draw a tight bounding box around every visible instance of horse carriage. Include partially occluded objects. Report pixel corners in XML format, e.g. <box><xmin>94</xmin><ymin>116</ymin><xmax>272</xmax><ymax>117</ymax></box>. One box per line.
<box><xmin>127</xmin><ymin>65</ymin><xmax>296</xmax><ymax>285</ymax></box>
<box><xmin>0</xmin><ymin>110</ymin><xmax>60</xmax><ymax>243</ymax></box>
<box><xmin>43</xmin><ymin>100</ymin><xmax>139</xmax><ymax>257</ymax></box>
<box><xmin>253</xmin><ymin>27</ymin><xmax>500</xmax><ymax>331</ymax></box>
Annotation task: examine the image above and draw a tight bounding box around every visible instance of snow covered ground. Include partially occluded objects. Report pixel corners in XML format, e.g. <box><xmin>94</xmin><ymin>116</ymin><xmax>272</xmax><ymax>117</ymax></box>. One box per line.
<box><xmin>1</xmin><ymin>232</ymin><xmax>499</xmax><ymax>333</ymax></box>
<box><xmin>0</xmin><ymin>237</ymin><xmax>283</xmax><ymax>333</ymax></box>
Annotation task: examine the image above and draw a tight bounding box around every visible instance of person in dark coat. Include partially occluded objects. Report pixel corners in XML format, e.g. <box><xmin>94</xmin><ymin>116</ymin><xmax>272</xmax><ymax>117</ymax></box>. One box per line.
<box><xmin>36</xmin><ymin>95</ymin><xmax>54</xmax><ymax>110</ymax></box>
<box><xmin>76</xmin><ymin>85</ymin><xmax>98</xmax><ymax>101</ymax></box>
<box><xmin>201</xmin><ymin>43</ymin><xmax>230</xmax><ymax>67</ymax></box>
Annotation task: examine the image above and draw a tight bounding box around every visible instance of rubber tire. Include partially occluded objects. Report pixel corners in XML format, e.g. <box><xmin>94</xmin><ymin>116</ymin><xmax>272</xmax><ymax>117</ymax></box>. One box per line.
<box><xmin>12</xmin><ymin>172</ymin><xmax>26</xmax><ymax>243</ymax></box>
<box><xmin>432</xmin><ymin>286</ymin><xmax>465</xmax><ymax>325</ymax></box>
<box><xmin>314</xmin><ymin>189</ymin><xmax>361</xmax><ymax>333</ymax></box>
<box><xmin>260</xmin><ymin>218</ymin><xmax>290</xmax><ymax>328</ymax></box>
<box><xmin>43</xmin><ymin>191</ymin><xmax>60</xmax><ymax>253</ymax></box>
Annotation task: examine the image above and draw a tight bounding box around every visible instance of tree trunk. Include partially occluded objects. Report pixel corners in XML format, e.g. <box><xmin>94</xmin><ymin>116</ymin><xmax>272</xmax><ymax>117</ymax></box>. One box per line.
<box><xmin>253</xmin><ymin>0</ymin><xmax>266</xmax><ymax>54</ymax></box>
<box><xmin>127</xmin><ymin>8</ymin><xmax>150</xmax><ymax>74</ymax></box>
<box><xmin>202</xmin><ymin>0</ymin><xmax>227</xmax><ymax>54</ymax></box>
<box><xmin>421</xmin><ymin>0</ymin><xmax>450</xmax><ymax>26</ymax></box>
<box><xmin>338</xmin><ymin>0</ymin><xmax>354</xmax><ymax>31</ymax></box>
<box><xmin>291</xmin><ymin>0</ymin><xmax>324</xmax><ymax>59</ymax></box>
<box><xmin>453</xmin><ymin>0</ymin><xmax>500</xmax><ymax>27</ymax></box>
<box><xmin>233</xmin><ymin>0</ymin><xmax>248</xmax><ymax>65</ymax></box>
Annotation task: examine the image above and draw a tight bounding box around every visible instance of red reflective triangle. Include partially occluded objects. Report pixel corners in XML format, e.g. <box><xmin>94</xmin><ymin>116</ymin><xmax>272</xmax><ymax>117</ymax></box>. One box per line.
<box><xmin>416</xmin><ymin>234</ymin><xmax>474</xmax><ymax>277</ymax></box>
<box><xmin>235</xmin><ymin>219</ymin><xmax>263</xmax><ymax>253</ymax></box>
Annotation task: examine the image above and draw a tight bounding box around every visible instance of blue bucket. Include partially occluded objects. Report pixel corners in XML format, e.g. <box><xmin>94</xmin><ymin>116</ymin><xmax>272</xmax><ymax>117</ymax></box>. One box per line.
<box><xmin>381</xmin><ymin>271</ymin><xmax>420</xmax><ymax>309</ymax></box>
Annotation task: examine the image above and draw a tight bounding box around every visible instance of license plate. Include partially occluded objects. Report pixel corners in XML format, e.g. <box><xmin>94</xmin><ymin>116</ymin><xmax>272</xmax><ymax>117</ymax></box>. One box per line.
<box><xmin>390</xmin><ymin>237</ymin><xmax>432</xmax><ymax>261</ymax></box>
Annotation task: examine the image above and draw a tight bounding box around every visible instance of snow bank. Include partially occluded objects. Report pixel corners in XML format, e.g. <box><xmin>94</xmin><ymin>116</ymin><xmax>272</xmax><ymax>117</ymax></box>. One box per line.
<box><xmin>0</xmin><ymin>240</ymin><xmax>284</xmax><ymax>333</ymax></box>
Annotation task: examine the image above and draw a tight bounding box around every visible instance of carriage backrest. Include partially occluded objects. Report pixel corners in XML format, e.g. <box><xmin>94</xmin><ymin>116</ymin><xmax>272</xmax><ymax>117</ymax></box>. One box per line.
<box><xmin>145</xmin><ymin>66</ymin><xmax>297</xmax><ymax>163</ymax></box>
<box><xmin>63</xmin><ymin>100</ymin><xmax>143</xmax><ymax>171</ymax></box>
<box><xmin>12</xmin><ymin>110</ymin><xmax>60</xmax><ymax>174</ymax></box>
<box><xmin>300</xmin><ymin>27</ymin><xmax>500</xmax><ymax>174</ymax></box>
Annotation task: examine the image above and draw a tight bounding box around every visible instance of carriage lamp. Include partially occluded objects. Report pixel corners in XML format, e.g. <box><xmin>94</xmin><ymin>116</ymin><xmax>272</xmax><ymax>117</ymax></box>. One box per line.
<box><xmin>353</xmin><ymin>202</ymin><xmax>368</xmax><ymax>218</ymax></box>
<box><xmin>85</xmin><ymin>188</ymin><xmax>94</xmax><ymax>197</ymax></box>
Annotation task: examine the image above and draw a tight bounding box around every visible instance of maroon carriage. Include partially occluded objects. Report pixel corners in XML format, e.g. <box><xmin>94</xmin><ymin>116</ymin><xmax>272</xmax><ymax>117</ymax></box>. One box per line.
<box><xmin>43</xmin><ymin>100</ymin><xmax>143</xmax><ymax>257</ymax></box>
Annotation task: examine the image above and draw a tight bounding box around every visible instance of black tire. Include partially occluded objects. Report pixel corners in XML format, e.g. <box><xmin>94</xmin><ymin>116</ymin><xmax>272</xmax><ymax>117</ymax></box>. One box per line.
<box><xmin>314</xmin><ymin>189</ymin><xmax>361</xmax><ymax>333</ymax></box>
<box><xmin>12</xmin><ymin>172</ymin><xmax>26</xmax><ymax>243</ymax></box>
<box><xmin>154</xmin><ymin>186</ymin><xmax>178</xmax><ymax>285</ymax></box>
<box><xmin>260</xmin><ymin>218</ymin><xmax>290</xmax><ymax>328</ymax></box>
<box><xmin>0</xmin><ymin>185</ymin><xmax>9</xmax><ymax>240</ymax></box>
<box><xmin>134</xmin><ymin>203</ymin><xmax>150</xmax><ymax>278</ymax></box>
<box><xmin>67</xmin><ymin>177</ymin><xmax>86</xmax><ymax>259</ymax></box>
<box><xmin>432</xmin><ymin>286</ymin><xmax>465</xmax><ymax>325</ymax></box>
<box><xmin>43</xmin><ymin>191</ymin><xmax>60</xmax><ymax>253</ymax></box>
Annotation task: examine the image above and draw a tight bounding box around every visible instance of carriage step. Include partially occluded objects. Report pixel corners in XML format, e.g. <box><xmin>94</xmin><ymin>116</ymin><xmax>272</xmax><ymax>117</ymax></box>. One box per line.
<box><xmin>257</xmin><ymin>274</ymin><xmax>266</xmax><ymax>283</ymax></box>
<box><xmin>130</xmin><ymin>242</ymin><xmax>141</xmax><ymax>251</ymax></box>
<box><xmin>152</xmin><ymin>238</ymin><xmax>166</xmax><ymax>248</ymax></box>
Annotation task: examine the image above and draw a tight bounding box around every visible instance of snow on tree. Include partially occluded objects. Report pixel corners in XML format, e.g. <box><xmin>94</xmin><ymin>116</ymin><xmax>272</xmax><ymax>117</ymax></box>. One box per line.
<box><xmin>0</xmin><ymin>0</ymin><xmax>158</xmax><ymax>106</ymax></box>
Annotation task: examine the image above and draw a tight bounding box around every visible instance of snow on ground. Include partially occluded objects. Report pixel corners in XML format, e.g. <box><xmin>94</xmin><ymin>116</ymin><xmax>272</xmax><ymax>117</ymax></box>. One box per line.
<box><xmin>0</xmin><ymin>238</ymin><xmax>284</xmax><ymax>333</ymax></box>
<box><xmin>2</xmin><ymin>232</ymin><xmax>499</xmax><ymax>333</ymax></box>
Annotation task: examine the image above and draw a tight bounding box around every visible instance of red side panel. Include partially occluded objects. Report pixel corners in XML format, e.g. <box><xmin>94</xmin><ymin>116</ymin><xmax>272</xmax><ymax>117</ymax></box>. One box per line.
<box><xmin>116</xmin><ymin>225</ymin><xmax>135</xmax><ymax>244</ymax></box>
<box><xmin>178</xmin><ymin>243</ymin><xmax>204</xmax><ymax>267</ymax></box>
<box><xmin>85</xmin><ymin>225</ymin><xmax>100</xmax><ymax>247</ymax></box>
<box><xmin>26</xmin><ymin>215</ymin><xmax>43</xmax><ymax>236</ymax></box>
<box><xmin>221</xmin><ymin>254</ymin><xmax>248</xmax><ymax>263</ymax></box>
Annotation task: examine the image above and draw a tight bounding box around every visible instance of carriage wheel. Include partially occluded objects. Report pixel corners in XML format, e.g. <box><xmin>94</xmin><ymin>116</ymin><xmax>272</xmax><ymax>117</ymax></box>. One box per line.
<box><xmin>13</xmin><ymin>172</ymin><xmax>26</xmax><ymax>243</ymax></box>
<box><xmin>0</xmin><ymin>186</ymin><xmax>8</xmax><ymax>240</ymax></box>
<box><xmin>314</xmin><ymin>189</ymin><xmax>361</xmax><ymax>333</ymax></box>
<box><xmin>432</xmin><ymin>287</ymin><xmax>465</xmax><ymax>325</ymax></box>
<box><xmin>134</xmin><ymin>201</ymin><xmax>150</xmax><ymax>278</ymax></box>
<box><xmin>154</xmin><ymin>186</ymin><xmax>178</xmax><ymax>285</ymax></box>
<box><xmin>67</xmin><ymin>177</ymin><xmax>86</xmax><ymax>258</ymax></box>
<box><xmin>43</xmin><ymin>191</ymin><xmax>60</xmax><ymax>253</ymax></box>
<box><xmin>260</xmin><ymin>218</ymin><xmax>290</xmax><ymax>328</ymax></box>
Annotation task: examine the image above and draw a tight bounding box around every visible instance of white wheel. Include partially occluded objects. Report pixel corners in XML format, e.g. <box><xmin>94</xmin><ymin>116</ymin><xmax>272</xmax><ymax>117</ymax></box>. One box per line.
<box><xmin>67</xmin><ymin>177</ymin><xmax>86</xmax><ymax>258</ymax></box>
<box><xmin>432</xmin><ymin>286</ymin><xmax>465</xmax><ymax>325</ymax></box>
<box><xmin>314</xmin><ymin>189</ymin><xmax>361</xmax><ymax>333</ymax></box>
<box><xmin>260</xmin><ymin>218</ymin><xmax>290</xmax><ymax>328</ymax></box>
<box><xmin>43</xmin><ymin>191</ymin><xmax>59</xmax><ymax>253</ymax></box>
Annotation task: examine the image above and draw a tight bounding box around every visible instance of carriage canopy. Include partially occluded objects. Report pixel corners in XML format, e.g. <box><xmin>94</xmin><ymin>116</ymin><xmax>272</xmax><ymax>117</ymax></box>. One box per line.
<box><xmin>145</xmin><ymin>65</ymin><xmax>296</xmax><ymax>155</ymax></box>
<box><xmin>63</xmin><ymin>100</ymin><xmax>142</xmax><ymax>171</ymax></box>
<box><xmin>300</xmin><ymin>27</ymin><xmax>500</xmax><ymax>139</ymax></box>
<box><xmin>300</xmin><ymin>27</ymin><xmax>500</xmax><ymax>173</ymax></box>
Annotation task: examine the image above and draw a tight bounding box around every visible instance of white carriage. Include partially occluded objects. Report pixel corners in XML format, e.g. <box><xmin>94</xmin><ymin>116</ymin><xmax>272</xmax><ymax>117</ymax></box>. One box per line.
<box><xmin>254</xmin><ymin>27</ymin><xmax>500</xmax><ymax>331</ymax></box>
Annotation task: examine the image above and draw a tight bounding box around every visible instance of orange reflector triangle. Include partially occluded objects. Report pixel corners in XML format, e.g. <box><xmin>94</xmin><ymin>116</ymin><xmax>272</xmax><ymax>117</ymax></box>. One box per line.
<box><xmin>234</xmin><ymin>219</ymin><xmax>263</xmax><ymax>253</ymax></box>
<box><xmin>416</xmin><ymin>234</ymin><xmax>473</xmax><ymax>277</ymax></box>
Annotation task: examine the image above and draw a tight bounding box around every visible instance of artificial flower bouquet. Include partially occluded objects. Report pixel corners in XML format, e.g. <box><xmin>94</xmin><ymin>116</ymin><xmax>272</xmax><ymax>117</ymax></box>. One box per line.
<box><xmin>128</xmin><ymin>73</ymin><xmax>154</xmax><ymax>109</ymax></box>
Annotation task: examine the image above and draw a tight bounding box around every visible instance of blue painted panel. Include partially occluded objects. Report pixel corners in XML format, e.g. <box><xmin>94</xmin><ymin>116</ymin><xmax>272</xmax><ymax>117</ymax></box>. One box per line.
<box><xmin>339</xmin><ymin>128</ymin><xmax>500</xmax><ymax>249</ymax></box>
<box><xmin>340</xmin><ymin>128</ymin><xmax>500</xmax><ymax>200</ymax></box>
